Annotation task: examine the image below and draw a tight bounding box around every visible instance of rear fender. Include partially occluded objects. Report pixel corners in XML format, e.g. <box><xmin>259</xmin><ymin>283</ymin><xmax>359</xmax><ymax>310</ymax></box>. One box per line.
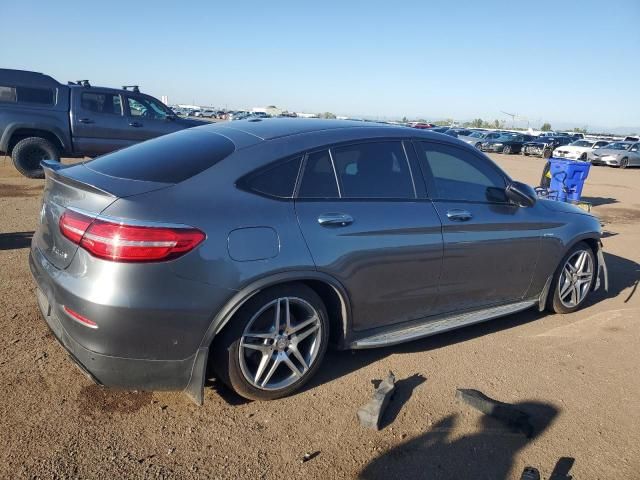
<box><xmin>183</xmin><ymin>270</ymin><xmax>352</xmax><ymax>405</ymax></box>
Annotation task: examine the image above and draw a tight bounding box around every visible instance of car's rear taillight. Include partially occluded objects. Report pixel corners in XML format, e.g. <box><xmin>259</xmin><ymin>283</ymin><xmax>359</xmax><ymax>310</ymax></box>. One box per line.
<box><xmin>59</xmin><ymin>210</ymin><xmax>205</xmax><ymax>262</ymax></box>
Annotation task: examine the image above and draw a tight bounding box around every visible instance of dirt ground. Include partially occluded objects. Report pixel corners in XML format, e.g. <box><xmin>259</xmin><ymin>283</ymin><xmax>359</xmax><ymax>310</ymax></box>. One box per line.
<box><xmin>0</xmin><ymin>151</ymin><xmax>638</xmax><ymax>480</ymax></box>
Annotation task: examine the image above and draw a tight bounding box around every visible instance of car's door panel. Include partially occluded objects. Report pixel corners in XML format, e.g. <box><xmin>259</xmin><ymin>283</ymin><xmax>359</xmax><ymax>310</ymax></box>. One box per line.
<box><xmin>70</xmin><ymin>89</ymin><xmax>133</xmax><ymax>155</ymax></box>
<box><xmin>296</xmin><ymin>200</ymin><xmax>443</xmax><ymax>331</ymax></box>
<box><xmin>415</xmin><ymin>140</ymin><xmax>541</xmax><ymax>313</ymax></box>
<box><xmin>294</xmin><ymin>142</ymin><xmax>443</xmax><ymax>331</ymax></box>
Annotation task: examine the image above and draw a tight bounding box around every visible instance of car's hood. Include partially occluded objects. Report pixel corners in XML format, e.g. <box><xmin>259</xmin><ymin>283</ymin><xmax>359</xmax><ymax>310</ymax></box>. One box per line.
<box><xmin>539</xmin><ymin>198</ymin><xmax>594</xmax><ymax>217</ymax></box>
<box><xmin>175</xmin><ymin>117</ymin><xmax>209</xmax><ymax>127</ymax></box>
<box><xmin>591</xmin><ymin>148</ymin><xmax>625</xmax><ymax>157</ymax></box>
<box><xmin>555</xmin><ymin>145</ymin><xmax>590</xmax><ymax>153</ymax></box>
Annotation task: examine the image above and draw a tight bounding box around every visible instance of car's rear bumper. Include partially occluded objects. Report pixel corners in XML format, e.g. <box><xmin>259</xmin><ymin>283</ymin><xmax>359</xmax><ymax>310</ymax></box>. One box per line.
<box><xmin>34</xmin><ymin>286</ymin><xmax>196</xmax><ymax>390</ymax></box>
<box><xmin>29</xmin><ymin>246</ymin><xmax>210</xmax><ymax>391</ymax></box>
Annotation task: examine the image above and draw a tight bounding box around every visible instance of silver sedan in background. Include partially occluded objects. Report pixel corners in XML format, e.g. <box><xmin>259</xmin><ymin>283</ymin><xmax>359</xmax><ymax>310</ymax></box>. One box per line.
<box><xmin>589</xmin><ymin>141</ymin><xmax>640</xmax><ymax>168</ymax></box>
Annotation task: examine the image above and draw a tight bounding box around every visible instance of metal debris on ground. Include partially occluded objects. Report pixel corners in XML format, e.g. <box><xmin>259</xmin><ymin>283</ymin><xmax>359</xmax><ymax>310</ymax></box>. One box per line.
<box><xmin>455</xmin><ymin>388</ymin><xmax>534</xmax><ymax>437</ymax></box>
<box><xmin>301</xmin><ymin>451</ymin><xmax>320</xmax><ymax>463</ymax></box>
<box><xmin>520</xmin><ymin>466</ymin><xmax>541</xmax><ymax>480</ymax></box>
<box><xmin>357</xmin><ymin>371</ymin><xmax>396</xmax><ymax>430</ymax></box>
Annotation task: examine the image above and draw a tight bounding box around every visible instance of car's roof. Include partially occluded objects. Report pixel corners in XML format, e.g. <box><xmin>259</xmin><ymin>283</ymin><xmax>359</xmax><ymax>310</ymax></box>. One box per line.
<box><xmin>203</xmin><ymin>118</ymin><xmax>403</xmax><ymax>141</ymax></box>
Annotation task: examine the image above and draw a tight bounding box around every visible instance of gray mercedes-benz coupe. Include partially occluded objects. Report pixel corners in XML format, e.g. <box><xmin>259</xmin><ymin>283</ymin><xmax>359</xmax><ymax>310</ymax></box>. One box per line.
<box><xmin>30</xmin><ymin>119</ymin><xmax>607</xmax><ymax>403</ymax></box>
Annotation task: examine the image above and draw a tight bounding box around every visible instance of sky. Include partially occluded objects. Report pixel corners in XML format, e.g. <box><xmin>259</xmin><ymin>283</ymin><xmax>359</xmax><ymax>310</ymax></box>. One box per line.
<box><xmin>3</xmin><ymin>0</ymin><xmax>639</xmax><ymax>132</ymax></box>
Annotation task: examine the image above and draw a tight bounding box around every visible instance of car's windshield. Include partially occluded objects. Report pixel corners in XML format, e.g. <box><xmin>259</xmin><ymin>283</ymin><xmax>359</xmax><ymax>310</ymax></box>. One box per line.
<box><xmin>495</xmin><ymin>134</ymin><xmax>517</xmax><ymax>141</ymax></box>
<box><xmin>605</xmin><ymin>142</ymin><xmax>631</xmax><ymax>150</ymax></box>
<box><xmin>571</xmin><ymin>141</ymin><xmax>592</xmax><ymax>147</ymax></box>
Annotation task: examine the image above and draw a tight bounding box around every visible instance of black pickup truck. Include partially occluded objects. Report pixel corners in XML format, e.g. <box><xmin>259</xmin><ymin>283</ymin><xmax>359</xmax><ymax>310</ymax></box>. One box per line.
<box><xmin>0</xmin><ymin>69</ymin><xmax>206</xmax><ymax>178</ymax></box>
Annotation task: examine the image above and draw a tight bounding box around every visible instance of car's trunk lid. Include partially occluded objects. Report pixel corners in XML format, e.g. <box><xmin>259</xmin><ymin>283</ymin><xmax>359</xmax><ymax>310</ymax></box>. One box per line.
<box><xmin>34</xmin><ymin>161</ymin><xmax>171</xmax><ymax>269</ymax></box>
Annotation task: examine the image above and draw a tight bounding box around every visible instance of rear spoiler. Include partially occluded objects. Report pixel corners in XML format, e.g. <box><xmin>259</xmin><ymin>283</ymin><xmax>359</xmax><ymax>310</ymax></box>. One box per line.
<box><xmin>41</xmin><ymin>160</ymin><xmax>116</xmax><ymax>198</ymax></box>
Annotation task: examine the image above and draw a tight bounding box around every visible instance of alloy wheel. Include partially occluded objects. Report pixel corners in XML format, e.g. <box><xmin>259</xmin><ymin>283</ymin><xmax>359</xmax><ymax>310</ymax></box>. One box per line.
<box><xmin>558</xmin><ymin>249</ymin><xmax>594</xmax><ymax>308</ymax></box>
<box><xmin>238</xmin><ymin>297</ymin><xmax>322</xmax><ymax>391</ymax></box>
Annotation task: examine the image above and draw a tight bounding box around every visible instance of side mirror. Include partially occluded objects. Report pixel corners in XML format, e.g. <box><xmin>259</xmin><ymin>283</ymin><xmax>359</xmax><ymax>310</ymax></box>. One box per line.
<box><xmin>506</xmin><ymin>181</ymin><xmax>537</xmax><ymax>207</ymax></box>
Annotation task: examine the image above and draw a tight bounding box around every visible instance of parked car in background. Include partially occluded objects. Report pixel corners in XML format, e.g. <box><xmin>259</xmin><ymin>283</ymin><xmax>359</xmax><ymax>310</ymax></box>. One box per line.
<box><xmin>410</xmin><ymin>122</ymin><xmax>435</xmax><ymax>129</ymax></box>
<box><xmin>0</xmin><ymin>69</ymin><xmax>206</xmax><ymax>178</ymax></box>
<box><xmin>480</xmin><ymin>133</ymin><xmax>535</xmax><ymax>154</ymax></box>
<box><xmin>429</xmin><ymin>126</ymin><xmax>451</xmax><ymax>133</ymax></box>
<box><xmin>228</xmin><ymin>111</ymin><xmax>250</xmax><ymax>121</ymax></box>
<box><xmin>589</xmin><ymin>141</ymin><xmax>640</xmax><ymax>168</ymax></box>
<box><xmin>623</xmin><ymin>136</ymin><xmax>639</xmax><ymax>142</ymax></box>
<box><xmin>196</xmin><ymin>109</ymin><xmax>216</xmax><ymax>118</ymax></box>
<box><xmin>553</xmin><ymin>140</ymin><xmax>610</xmax><ymax>161</ymax></box>
<box><xmin>249</xmin><ymin>111</ymin><xmax>270</xmax><ymax>119</ymax></box>
<box><xmin>444</xmin><ymin>128</ymin><xmax>474</xmax><ymax>138</ymax></box>
<box><xmin>30</xmin><ymin>118</ymin><xmax>606</xmax><ymax>403</ymax></box>
<box><xmin>522</xmin><ymin>136</ymin><xmax>573</xmax><ymax>158</ymax></box>
<box><xmin>458</xmin><ymin>131</ymin><xmax>503</xmax><ymax>149</ymax></box>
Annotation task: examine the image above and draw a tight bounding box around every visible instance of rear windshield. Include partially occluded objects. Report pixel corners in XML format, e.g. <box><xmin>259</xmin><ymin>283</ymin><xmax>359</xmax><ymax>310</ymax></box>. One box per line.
<box><xmin>85</xmin><ymin>130</ymin><xmax>235</xmax><ymax>183</ymax></box>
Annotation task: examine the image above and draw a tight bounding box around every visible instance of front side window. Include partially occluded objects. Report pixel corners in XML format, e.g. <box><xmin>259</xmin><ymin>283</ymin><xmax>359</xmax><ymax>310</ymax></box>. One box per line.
<box><xmin>127</xmin><ymin>96</ymin><xmax>170</xmax><ymax>119</ymax></box>
<box><xmin>331</xmin><ymin>141</ymin><xmax>415</xmax><ymax>199</ymax></box>
<box><xmin>81</xmin><ymin>92</ymin><xmax>122</xmax><ymax>115</ymax></box>
<box><xmin>417</xmin><ymin>142</ymin><xmax>507</xmax><ymax>203</ymax></box>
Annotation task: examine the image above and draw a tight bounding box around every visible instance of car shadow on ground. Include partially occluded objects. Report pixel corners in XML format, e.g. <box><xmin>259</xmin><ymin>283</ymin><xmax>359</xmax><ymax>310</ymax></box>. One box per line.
<box><xmin>581</xmin><ymin>196</ymin><xmax>618</xmax><ymax>207</ymax></box>
<box><xmin>0</xmin><ymin>231</ymin><xmax>33</xmax><ymax>250</ymax></box>
<box><xmin>589</xmin><ymin>252</ymin><xmax>639</xmax><ymax>305</ymax></box>
<box><xmin>358</xmin><ymin>401</ymin><xmax>561</xmax><ymax>480</ymax></box>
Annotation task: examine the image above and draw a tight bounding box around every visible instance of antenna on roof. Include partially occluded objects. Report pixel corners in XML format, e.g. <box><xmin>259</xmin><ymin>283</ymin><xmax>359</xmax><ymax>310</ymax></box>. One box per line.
<box><xmin>122</xmin><ymin>85</ymin><xmax>140</xmax><ymax>93</ymax></box>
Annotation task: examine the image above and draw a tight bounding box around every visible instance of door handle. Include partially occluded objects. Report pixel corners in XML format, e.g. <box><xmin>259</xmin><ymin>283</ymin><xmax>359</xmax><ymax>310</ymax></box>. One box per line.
<box><xmin>78</xmin><ymin>118</ymin><xmax>94</xmax><ymax>124</ymax></box>
<box><xmin>317</xmin><ymin>213</ymin><xmax>353</xmax><ymax>227</ymax></box>
<box><xmin>446</xmin><ymin>209</ymin><xmax>473</xmax><ymax>221</ymax></box>
<box><xmin>129</xmin><ymin>121</ymin><xmax>143</xmax><ymax>127</ymax></box>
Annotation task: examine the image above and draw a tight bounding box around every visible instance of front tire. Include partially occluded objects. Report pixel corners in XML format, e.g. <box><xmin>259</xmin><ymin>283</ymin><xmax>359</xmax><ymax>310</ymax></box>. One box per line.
<box><xmin>620</xmin><ymin>157</ymin><xmax>629</xmax><ymax>169</ymax></box>
<box><xmin>211</xmin><ymin>284</ymin><xmax>329</xmax><ymax>400</ymax></box>
<box><xmin>543</xmin><ymin>148</ymin><xmax>552</xmax><ymax>159</ymax></box>
<box><xmin>503</xmin><ymin>145</ymin><xmax>512</xmax><ymax>154</ymax></box>
<box><xmin>11</xmin><ymin>137</ymin><xmax>60</xmax><ymax>179</ymax></box>
<box><xmin>547</xmin><ymin>242</ymin><xmax>596</xmax><ymax>314</ymax></box>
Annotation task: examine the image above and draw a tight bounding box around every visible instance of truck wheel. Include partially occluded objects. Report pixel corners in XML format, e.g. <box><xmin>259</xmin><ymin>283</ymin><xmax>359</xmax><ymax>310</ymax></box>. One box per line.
<box><xmin>11</xmin><ymin>137</ymin><xmax>60</xmax><ymax>179</ymax></box>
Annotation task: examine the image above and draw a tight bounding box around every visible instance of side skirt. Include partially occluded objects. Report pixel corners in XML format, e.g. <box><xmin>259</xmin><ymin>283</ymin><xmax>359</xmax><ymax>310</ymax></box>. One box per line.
<box><xmin>350</xmin><ymin>300</ymin><xmax>537</xmax><ymax>349</ymax></box>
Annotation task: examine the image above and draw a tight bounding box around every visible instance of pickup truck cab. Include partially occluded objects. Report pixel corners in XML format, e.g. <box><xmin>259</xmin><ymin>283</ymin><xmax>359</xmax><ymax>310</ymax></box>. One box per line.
<box><xmin>0</xmin><ymin>69</ymin><xmax>206</xmax><ymax>178</ymax></box>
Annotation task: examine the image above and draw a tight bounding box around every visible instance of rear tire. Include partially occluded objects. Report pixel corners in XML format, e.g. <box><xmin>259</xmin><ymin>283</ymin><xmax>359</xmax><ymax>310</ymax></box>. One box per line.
<box><xmin>547</xmin><ymin>242</ymin><xmax>596</xmax><ymax>314</ymax></box>
<box><xmin>474</xmin><ymin>142</ymin><xmax>482</xmax><ymax>149</ymax></box>
<box><xmin>503</xmin><ymin>145</ymin><xmax>512</xmax><ymax>154</ymax></box>
<box><xmin>211</xmin><ymin>284</ymin><xmax>329</xmax><ymax>401</ymax></box>
<box><xmin>11</xmin><ymin>137</ymin><xmax>60</xmax><ymax>179</ymax></box>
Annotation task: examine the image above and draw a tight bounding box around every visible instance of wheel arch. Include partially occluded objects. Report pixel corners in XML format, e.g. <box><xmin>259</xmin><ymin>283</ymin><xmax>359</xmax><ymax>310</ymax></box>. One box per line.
<box><xmin>4</xmin><ymin>125</ymin><xmax>66</xmax><ymax>155</ymax></box>
<box><xmin>183</xmin><ymin>270</ymin><xmax>352</xmax><ymax>405</ymax></box>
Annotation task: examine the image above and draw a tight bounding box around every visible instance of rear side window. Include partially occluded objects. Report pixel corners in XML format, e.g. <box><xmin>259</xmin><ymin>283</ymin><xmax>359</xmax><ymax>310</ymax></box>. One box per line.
<box><xmin>0</xmin><ymin>85</ymin><xmax>54</xmax><ymax>104</ymax></box>
<box><xmin>417</xmin><ymin>142</ymin><xmax>507</xmax><ymax>203</ymax></box>
<box><xmin>241</xmin><ymin>157</ymin><xmax>302</xmax><ymax>198</ymax></box>
<box><xmin>85</xmin><ymin>130</ymin><xmax>235</xmax><ymax>183</ymax></box>
<box><xmin>331</xmin><ymin>141</ymin><xmax>415</xmax><ymax>198</ymax></box>
<box><xmin>298</xmin><ymin>150</ymin><xmax>339</xmax><ymax>198</ymax></box>
<box><xmin>81</xmin><ymin>92</ymin><xmax>122</xmax><ymax>115</ymax></box>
